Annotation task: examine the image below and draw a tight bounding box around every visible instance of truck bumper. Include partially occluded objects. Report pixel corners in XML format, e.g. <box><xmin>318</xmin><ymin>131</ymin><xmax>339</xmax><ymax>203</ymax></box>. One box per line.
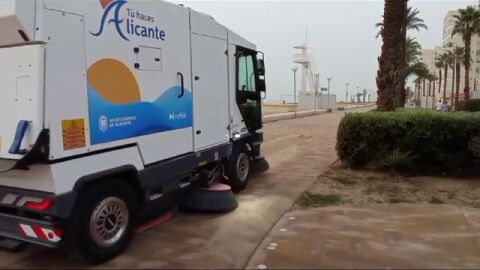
<box><xmin>0</xmin><ymin>212</ymin><xmax>62</xmax><ymax>248</ymax></box>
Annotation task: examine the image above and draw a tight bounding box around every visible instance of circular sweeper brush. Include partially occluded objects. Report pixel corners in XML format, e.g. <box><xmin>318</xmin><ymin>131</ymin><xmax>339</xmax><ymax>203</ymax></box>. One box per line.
<box><xmin>180</xmin><ymin>183</ymin><xmax>238</xmax><ymax>213</ymax></box>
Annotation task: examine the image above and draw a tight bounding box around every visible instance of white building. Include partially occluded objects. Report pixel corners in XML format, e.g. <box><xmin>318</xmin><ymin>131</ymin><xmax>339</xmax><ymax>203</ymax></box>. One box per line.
<box><xmin>419</xmin><ymin>10</ymin><xmax>480</xmax><ymax>101</ymax></box>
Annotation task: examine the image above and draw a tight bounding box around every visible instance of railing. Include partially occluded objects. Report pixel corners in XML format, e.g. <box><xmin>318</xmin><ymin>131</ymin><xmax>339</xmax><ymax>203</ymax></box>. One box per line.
<box><xmin>292</xmin><ymin>53</ymin><xmax>311</xmax><ymax>64</ymax></box>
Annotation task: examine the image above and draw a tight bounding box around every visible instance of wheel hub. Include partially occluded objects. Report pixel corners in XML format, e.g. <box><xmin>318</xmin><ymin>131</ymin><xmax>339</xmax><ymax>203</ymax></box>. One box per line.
<box><xmin>236</xmin><ymin>153</ymin><xmax>250</xmax><ymax>182</ymax></box>
<box><xmin>90</xmin><ymin>197</ymin><xmax>129</xmax><ymax>248</ymax></box>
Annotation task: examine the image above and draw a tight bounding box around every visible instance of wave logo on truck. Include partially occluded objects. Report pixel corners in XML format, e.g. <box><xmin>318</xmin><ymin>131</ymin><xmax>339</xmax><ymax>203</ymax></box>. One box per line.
<box><xmin>91</xmin><ymin>0</ymin><xmax>167</xmax><ymax>42</ymax></box>
<box><xmin>87</xmin><ymin>58</ymin><xmax>192</xmax><ymax>145</ymax></box>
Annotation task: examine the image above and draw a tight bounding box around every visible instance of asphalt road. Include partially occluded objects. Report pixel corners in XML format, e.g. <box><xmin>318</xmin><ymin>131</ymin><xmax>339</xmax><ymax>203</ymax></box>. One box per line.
<box><xmin>0</xmin><ymin>109</ymin><xmax>362</xmax><ymax>269</ymax></box>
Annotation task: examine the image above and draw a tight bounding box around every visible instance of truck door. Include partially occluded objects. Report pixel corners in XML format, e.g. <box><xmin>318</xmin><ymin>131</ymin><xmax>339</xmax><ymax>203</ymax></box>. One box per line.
<box><xmin>236</xmin><ymin>47</ymin><xmax>264</xmax><ymax>132</ymax></box>
<box><xmin>191</xmin><ymin>34</ymin><xmax>230</xmax><ymax>151</ymax></box>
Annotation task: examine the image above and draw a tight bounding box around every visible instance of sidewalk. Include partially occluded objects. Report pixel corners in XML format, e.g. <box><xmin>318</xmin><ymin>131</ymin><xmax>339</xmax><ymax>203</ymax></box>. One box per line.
<box><xmin>247</xmin><ymin>204</ymin><xmax>480</xmax><ymax>269</ymax></box>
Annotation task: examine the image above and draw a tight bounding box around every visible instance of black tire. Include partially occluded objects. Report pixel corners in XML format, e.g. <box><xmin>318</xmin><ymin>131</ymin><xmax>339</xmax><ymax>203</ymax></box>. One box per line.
<box><xmin>63</xmin><ymin>180</ymin><xmax>137</xmax><ymax>264</ymax></box>
<box><xmin>227</xmin><ymin>143</ymin><xmax>252</xmax><ymax>193</ymax></box>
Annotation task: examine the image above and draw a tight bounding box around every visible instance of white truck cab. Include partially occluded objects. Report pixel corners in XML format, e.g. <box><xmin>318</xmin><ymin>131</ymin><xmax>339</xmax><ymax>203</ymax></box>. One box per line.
<box><xmin>0</xmin><ymin>0</ymin><xmax>267</xmax><ymax>263</ymax></box>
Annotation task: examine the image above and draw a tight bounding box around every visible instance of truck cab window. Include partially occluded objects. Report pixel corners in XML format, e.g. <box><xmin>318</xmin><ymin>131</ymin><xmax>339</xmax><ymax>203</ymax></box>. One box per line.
<box><xmin>238</xmin><ymin>54</ymin><xmax>256</xmax><ymax>92</ymax></box>
<box><xmin>236</xmin><ymin>47</ymin><xmax>263</xmax><ymax>132</ymax></box>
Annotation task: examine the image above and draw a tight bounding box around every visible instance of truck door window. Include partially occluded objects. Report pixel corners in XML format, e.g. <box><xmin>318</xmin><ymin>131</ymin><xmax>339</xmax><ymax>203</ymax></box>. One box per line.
<box><xmin>238</xmin><ymin>54</ymin><xmax>256</xmax><ymax>92</ymax></box>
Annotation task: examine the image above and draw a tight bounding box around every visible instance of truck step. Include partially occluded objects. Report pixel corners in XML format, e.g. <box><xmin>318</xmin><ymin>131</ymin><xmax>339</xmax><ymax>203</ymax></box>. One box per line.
<box><xmin>134</xmin><ymin>209</ymin><xmax>176</xmax><ymax>234</ymax></box>
<box><xmin>0</xmin><ymin>237</ymin><xmax>27</xmax><ymax>253</ymax></box>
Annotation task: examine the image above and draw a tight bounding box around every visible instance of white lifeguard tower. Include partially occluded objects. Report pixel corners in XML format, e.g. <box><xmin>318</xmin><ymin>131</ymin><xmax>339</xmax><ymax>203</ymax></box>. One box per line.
<box><xmin>292</xmin><ymin>43</ymin><xmax>336</xmax><ymax>111</ymax></box>
<box><xmin>293</xmin><ymin>44</ymin><xmax>319</xmax><ymax>94</ymax></box>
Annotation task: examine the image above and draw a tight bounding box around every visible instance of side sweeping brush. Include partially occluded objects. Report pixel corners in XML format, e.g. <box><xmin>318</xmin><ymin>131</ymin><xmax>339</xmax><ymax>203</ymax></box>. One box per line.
<box><xmin>179</xmin><ymin>183</ymin><xmax>238</xmax><ymax>213</ymax></box>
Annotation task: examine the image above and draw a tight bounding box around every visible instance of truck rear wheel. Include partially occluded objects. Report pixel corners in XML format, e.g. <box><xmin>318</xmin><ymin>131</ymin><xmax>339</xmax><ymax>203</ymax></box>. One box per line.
<box><xmin>227</xmin><ymin>144</ymin><xmax>251</xmax><ymax>193</ymax></box>
<box><xmin>64</xmin><ymin>181</ymin><xmax>137</xmax><ymax>264</ymax></box>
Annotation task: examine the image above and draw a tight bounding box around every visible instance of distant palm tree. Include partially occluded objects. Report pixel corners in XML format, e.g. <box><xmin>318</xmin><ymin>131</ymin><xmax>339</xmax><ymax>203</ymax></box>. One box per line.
<box><xmin>427</xmin><ymin>73</ymin><xmax>436</xmax><ymax>109</ymax></box>
<box><xmin>450</xmin><ymin>51</ymin><xmax>456</xmax><ymax>104</ymax></box>
<box><xmin>452</xmin><ymin>6</ymin><xmax>480</xmax><ymax>101</ymax></box>
<box><xmin>414</xmin><ymin>77</ymin><xmax>422</xmax><ymax>106</ymax></box>
<box><xmin>435</xmin><ymin>57</ymin><xmax>444</xmax><ymax>97</ymax></box>
<box><xmin>428</xmin><ymin>75</ymin><xmax>432</xmax><ymax>96</ymax></box>
<box><xmin>438</xmin><ymin>51</ymin><xmax>453</xmax><ymax>102</ymax></box>
<box><xmin>376</xmin><ymin>6</ymin><xmax>427</xmax><ymax>108</ymax></box>
<box><xmin>431</xmin><ymin>74</ymin><xmax>438</xmax><ymax>109</ymax></box>
<box><xmin>451</xmin><ymin>47</ymin><xmax>465</xmax><ymax>107</ymax></box>
<box><xmin>376</xmin><ymin>0</ymin><xmax>407</xmax><ymax>111</ymax></box>
<box><xmin>414</xmin><ymin>64</ymin><xmax>429</xmax><ymax>107</ymax></box>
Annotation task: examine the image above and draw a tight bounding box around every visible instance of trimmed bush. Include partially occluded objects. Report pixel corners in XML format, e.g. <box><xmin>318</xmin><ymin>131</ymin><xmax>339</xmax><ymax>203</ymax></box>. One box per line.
<box><xmin>456</xmin><ymin>99</ymin><xmax>480</xmax><ymax>112</ymax></box>
<box><xmin>336</xmin><ymin>110</ymin><xmax>480</xmax><ymax>175</ymax></box>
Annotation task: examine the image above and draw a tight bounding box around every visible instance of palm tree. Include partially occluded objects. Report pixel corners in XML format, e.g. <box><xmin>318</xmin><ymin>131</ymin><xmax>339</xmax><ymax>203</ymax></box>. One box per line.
<box><xmin>399</xmin><ymin>38</ymin><xmax>423</xmax><ymax>81</ymax></box>
<box><xmin>376</xmin><ymin>0</ymin><xmax>407</xmax><ymax>111</ymax></box>
<box><xmin>427</xmin><ymin>73</ymin><xmax>436</xmax><ymax>109</ymax></box>
<box><xmin>405</xmin><ymin>37</ymin><xmax>422</xmax><ymax>64</ymax></box>
<box><xmin>414</xmin><ymin>77</ymin><xmax>422</xmax><ymax>106</ymax></box>
<box><xmin>438</xmin><ymin>51</ymin><xmax>453</xmax><ymax>102</ymax></box>
<box><xmin>450</xmin><ymin>51</ymin><xmax>456</xmax><ymax>104</ymax></box>
<box><xmin>451</xmin><ymin>47</ymin><xmax>465</xmax><ymax>107</ymax></box>
<box><xmin>375</xmin><ymin>7</ymin><xmax>428</xmax><ymax>38</ymax></box>
<box><xmin>431</xmin><ymin>74</ymin><xmax>438</xmax><ymax>109</ymax></box>
<box><xmin>452</xmin><ymin>6</ymin><xmax>480</xmax><ymax>101</ymax></box>
<box><xmin>414</xmin><ymin>64</ymin><xmax>429</xmax><ymax>107</ymax></box>
<box><xmin>428</xmin><ymin>75</ymin><xmax>432</xmax><ymax>97</ymax></box>
<box><xmin>435</xmin><ymin>57</ymin><xmax>444</xmax><ymax>97</ymax></box>
<box><xmin>376</xmin><ymin>6</ymin><xmax>427</xmax><ymax>108</ymax></box>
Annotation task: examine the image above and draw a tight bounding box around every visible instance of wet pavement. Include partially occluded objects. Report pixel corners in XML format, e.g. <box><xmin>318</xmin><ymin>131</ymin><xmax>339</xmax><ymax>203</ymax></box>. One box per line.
<box><xmin>246</xmin><ymin>205</ymin><xmax>480</xmax><ymax>269</ymax></box>
<box><xmin>0</xmin><ymin>110</ymin><xmax>345</xmax><ymax>268</ymax></box>
<box><xmin>4</xmin><ymin>106</ymin><xmax>479</xmax><ymax>269</ymax></box>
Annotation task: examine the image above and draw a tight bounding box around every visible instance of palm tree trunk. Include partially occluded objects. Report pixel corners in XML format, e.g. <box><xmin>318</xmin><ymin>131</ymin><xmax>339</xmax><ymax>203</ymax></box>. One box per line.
<box><xmin>414</xmin><ymin>83</ymin><xmax>417</xmax><ymax>106</ymax></box>
<box><xmin>416</xmin><ymin>83</ymin><xmax>421</xmax><ymax>107</ymax></box>
<box><xmin>395</xmin><ymin>0</ymin><xmax>409</xmax><ymax>108</ymax></box>
<box><xmin>443</xmin><ymin>65</ymin><xmax>448</xmax><ymax>101</ymax></box>
<box><xmin>438</xmin><ymin>69</ymin><xmax>442</xmax><ymax>95</ymax></box>
<box><xmin>464</xmin><ymin>35</ymin><xmax>472</xmax><ymax>100</ymax></box>
<box><xmin>451</xmin><ymin>64</ymin><xmax>455</xmax><ymax>104</ymax></box>
<box><xmin>433</xmin><ymin>78</ymin><xmax>436</xmax><ymax>109</ymax></box>
<box><xmin>423</xmin><ymin>79</ymin><xmax>426</xmax><ymax>97</ymax></box>
<box><xmin>376</xmin><ymin>0</ymin><xmax>406</xmax><ymax>111</ymax></box>
<box><xmin>428</xmin><ymin>79</ymin><xmax>432</xmax><ymax>109</ymax></box>
<box><xmin>455</xmin><ymin>62</ymin><xmax>461</xmax><ymax>107</ymax></box>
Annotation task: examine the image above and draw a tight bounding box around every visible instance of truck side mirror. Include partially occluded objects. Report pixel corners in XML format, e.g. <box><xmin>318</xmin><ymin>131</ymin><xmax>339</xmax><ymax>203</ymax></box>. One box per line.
<box><xmin>258</xmin><ymin>78</ymin><xmax>266</xmax><ymax>96</ymax></box>
<box><xmin>257</xmin><ymin>59</ymin><xmax>265</xmax><ymax>77</ymax></box>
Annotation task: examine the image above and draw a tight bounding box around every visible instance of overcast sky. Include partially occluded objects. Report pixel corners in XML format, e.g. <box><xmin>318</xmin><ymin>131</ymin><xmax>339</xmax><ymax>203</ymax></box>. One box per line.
<box><xmin>2</xmin><ymin>0</ymin><xmax>472</xmax><ymax>101</ymax></box>
<box><xmin>173</xmin><ymin>0</ymin><xmax>475</xmax><ymax>101</ymax></box>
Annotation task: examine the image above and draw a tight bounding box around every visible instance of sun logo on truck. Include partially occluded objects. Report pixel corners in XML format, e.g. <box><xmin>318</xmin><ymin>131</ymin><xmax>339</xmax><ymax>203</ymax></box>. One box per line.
<box><xmin>90</xmin><ymin>0</ymin><xmax>167</xmax><ymax>42</ymax></box>
<box><xmin>100</xmin><ymin>0</ymin><xmax>113</xmax><ymax>8</ymax></box>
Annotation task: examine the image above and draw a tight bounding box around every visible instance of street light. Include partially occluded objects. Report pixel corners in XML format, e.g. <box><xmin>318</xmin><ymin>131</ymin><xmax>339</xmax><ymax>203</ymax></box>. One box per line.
<box><xmin>327</xmin><ymin>77</ymin><xmax>332</xmax><ymax>110</ymax></box>
<box><xmin>345</xmin><ymin>83</ymin><xmax>350</xmax><ymax>104</ymax></box>
<box><xmin>314</xmin><ymin>73</ymin><xmax>320</xmax><ymax>113</ymax></box>
<box><xmin>292</xmin><ymin>66</ymin><xmax>298</xmax><ymax>118</ymax></box>
<box><xmin>356</xmin><ymin>86</ymin><xmax>360</xmax><ymax>103</ymax></box>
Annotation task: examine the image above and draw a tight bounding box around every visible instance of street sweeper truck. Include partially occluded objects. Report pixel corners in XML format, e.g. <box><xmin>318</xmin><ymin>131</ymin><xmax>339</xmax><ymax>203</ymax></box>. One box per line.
<box><xmin>0</xmin><ymin>0</ymin><xmax>267</xmax><ymax>262</ymax></box>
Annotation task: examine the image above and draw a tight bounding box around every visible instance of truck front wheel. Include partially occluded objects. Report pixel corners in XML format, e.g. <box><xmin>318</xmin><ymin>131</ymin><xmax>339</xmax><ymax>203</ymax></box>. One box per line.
<box><xmin>64</xmin><ymin>181</ymin><xmax>137</xmax><ymax>264</ymax></box>
<box><xmin>227</xmin><ymin>144</ymin><xmax>251</xmax><ymax>193</ymax></box>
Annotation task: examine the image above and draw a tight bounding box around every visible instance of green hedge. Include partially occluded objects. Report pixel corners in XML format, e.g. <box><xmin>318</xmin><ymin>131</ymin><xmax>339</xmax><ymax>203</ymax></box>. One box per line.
<box><xmin>336</xmin><ymin>110</ymin><xmax>480</xmax><ymax>175</ymax></box>
<box><xmin>456</xmin><ymin>99</ymin><xmax>480</xmax><ymax>112</ymax></box>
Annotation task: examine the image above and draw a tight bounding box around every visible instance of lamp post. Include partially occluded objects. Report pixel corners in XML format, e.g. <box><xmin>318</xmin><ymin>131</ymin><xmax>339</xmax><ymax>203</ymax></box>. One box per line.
<box><xmin>345</xmin><ymin>83</ymin><xmax>350</xmax><ymax>104</ymax></box>
<box><xmin>327</xmin><ymin>77</ymin><xmax>332</xmax><ymax>110</ymax></box>
<box><xmin>292</xmin><ymin>66</ymin><xmax>298</xmax><ymax>118</ymax></box>
<box><xmin>314</xmin><ymin>73</ymin><xmax>320</xmax><ymax>113</ymax></box>
<box><xmin>356</xmin><ymin>86</ymin><xmax>360</xmax><ymax>103</ymax></box>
